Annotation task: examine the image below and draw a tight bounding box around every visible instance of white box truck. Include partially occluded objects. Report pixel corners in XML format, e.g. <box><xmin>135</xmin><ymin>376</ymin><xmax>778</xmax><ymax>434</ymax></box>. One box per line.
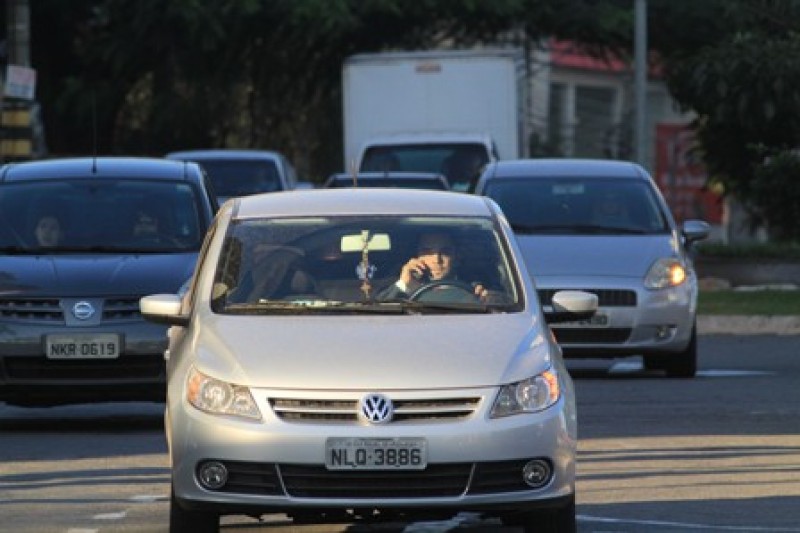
<box><xmin>342</xmin><ymin>48</ymin><xmax>529</xmax><ymax>191</ymax></box>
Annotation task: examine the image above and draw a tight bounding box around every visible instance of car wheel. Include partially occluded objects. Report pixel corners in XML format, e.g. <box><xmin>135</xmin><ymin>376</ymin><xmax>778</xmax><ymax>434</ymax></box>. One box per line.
<box><xmin>170</xmin><ymin>487</ymin><xmax>219</xmax><ymax>533</ymax></box>
<box><xmin>644</xmin><ymin>321</ymin><xmax>698</xmax><ymax>378</ymax></box>
<box><xmin>502</xmin><ymin>493</ymin><xmax>576</xmax><ymax>533</ymax></box>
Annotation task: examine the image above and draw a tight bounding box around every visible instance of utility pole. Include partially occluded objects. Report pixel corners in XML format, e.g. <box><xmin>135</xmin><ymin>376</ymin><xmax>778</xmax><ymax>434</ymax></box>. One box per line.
<box><xmin>2</xmin><ymin>0</ymin><xmax>35</xmax><ymax>162</ymax></box>
<box><xmin>6</xmin><ymin>0</ymin><xmax>31</xmax><ymax>66</ymax></box>
<box><xmin>633</xmin><ymin>0</ymin><xmax>648</xmax><ymax>167</ymax></box>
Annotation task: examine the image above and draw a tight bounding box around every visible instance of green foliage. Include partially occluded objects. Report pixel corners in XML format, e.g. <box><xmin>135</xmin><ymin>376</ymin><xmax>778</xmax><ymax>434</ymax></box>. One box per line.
<box><xmin>750</xmin><ymin>150</ymin><xmax>800</xmax><ymax>241</ymax></box>
<box><xmin>698</xmin><ymin>289</ymin><xmax>800</xmax><ymax>316</ymax></box>
<box><xmin>696</xmin><ymin>241</ymin><xmax>800</xmax><ymax>260</ymax></box>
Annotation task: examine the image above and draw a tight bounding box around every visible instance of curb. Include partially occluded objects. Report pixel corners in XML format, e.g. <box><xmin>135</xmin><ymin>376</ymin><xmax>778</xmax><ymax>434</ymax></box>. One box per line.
<box><xmin>698</xmin><ymin>315</ymin><xmax>800</xmax><ymax>335</ymax></box>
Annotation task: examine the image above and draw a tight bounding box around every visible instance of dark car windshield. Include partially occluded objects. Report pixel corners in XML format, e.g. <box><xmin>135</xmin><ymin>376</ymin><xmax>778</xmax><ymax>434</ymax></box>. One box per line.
<box><xmin>210</xmin><ymin>215</ymin><xmax>522</xmax><ymax>314</ymax></box>
<box><xmin>484</xmin><ymin>177</ymin><xmax>670</xmax><ymax>235</ymax></box>
<box><xmin>195</xmin><ymin>159</ymin><xmax>282</xmax><ymax>198</ymax></box>
<box><xmin>360</xmin><ymin>143</ymin><xmax>489</xmax><ymax>192</ymax></box>
<box><xmin>0</xmin><ymin>179</ymin><xmax>205</xmax><ymax>252</ymax></box>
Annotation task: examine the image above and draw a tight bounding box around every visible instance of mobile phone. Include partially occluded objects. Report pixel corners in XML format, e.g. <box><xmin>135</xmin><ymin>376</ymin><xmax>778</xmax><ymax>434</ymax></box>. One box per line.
<box><xmin>412</xmin><ymin>265</ymin><xmax>431</xmax><ymax>283</ymax></box>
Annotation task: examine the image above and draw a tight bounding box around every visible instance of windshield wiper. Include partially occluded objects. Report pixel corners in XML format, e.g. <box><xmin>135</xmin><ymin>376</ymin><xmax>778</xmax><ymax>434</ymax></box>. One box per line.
<box><xmin>510</xmin><ymin>223</ymin><xmax>647</xmax><ymax>235</ymax></box>
<box><xmin>224</xmin><ymin>300</ymin><xmax>407</xmax><ymax>314</ymax></box>
<box><xmin>394</xmin><ymin>300</ymin><xmax>493</xmax><ymax>314</ymax></box>
<box><xmin>223</xmin><ymin>299</ymin><xmax>493</xmax><ymax>315</ymax></box>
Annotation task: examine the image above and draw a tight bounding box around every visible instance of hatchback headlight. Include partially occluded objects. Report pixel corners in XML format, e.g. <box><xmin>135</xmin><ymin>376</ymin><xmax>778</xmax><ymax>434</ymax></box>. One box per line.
<box><xmin>186</xmin><ymin>367</ymin><xmax>262</xmax><ymax>421</ymax></box>
<box><xmin>490</xmin><ymin>368</ymin><xmax>560</xmax><ymax>418</ymax></box>
<box><xmin>644</xmin><ymin>258</ymin><xmax>687</xmax><ymax>289</ymax></box>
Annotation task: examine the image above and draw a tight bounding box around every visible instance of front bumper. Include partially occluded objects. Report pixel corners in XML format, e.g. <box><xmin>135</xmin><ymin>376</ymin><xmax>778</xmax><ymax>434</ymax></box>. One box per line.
<box><xmin>168</xmin><ymin>385</ymin><xmax>576</xmax><ymax>518</ymax></box>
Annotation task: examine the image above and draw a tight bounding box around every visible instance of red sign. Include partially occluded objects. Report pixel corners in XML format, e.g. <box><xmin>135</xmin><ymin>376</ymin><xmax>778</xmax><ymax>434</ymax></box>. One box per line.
<box><xmin>654</xmin><ymin>123</ymin><xmax>722</xmax><ymax>224</ymax></box>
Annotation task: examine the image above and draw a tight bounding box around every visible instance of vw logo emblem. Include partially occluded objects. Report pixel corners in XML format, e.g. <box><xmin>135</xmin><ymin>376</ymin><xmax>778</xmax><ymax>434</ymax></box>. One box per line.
<box><xmin>72</xmin><ymin>301</ymin><xmax>96</xmax><ymax>320</ymax></box>
<box><xmin>359</xmin><ymin>393</ymin><xmax>393</xmax><ymax>424</ymax></box>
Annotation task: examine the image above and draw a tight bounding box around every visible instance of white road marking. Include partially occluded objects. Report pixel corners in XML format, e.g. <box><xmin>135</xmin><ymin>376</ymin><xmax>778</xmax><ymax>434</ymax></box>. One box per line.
<box><xmin>67</xmin><ymin>530</ymin><xmax>98</xmax><ymax>533</ymax></box>
<box><xmin>580</xmin><ymin>514</ymin><xmax>800</xmax><ymax>531</ymax></box>
<box><xmin>606</xmin><ymin>359</ymin><xmax>774</xmax><ymax>377</ymax></box>
<box><xmin>130</xmin><ymin>493</ymin><xmax>167</xmax><ymax>502</ymax></box>
<box><xmin>92</xmin><ymin>511</ymin><xmax>127</xmax><ymax>520</ymax></box>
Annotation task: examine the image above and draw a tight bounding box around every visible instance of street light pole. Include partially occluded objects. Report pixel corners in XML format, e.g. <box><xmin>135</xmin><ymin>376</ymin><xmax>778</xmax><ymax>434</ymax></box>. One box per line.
<box><xmin>6</xmin><ymin>0</ymin><xmax>31</xmax><ymax>67</ymax></box>
<box><xmin>634</xmin><ymin>0</ymin><xmax>648</xmax><ymax>167</ymax></box>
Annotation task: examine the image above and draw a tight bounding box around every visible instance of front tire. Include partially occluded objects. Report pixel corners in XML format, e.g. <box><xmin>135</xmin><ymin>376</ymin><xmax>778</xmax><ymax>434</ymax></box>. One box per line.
<box><xmin>644</xmin><ymin>320</ymin><xmax>698</xmax><ymax>378</ymax></box>
<box><xmin>170</xmin><ymin>487</ymin><xmax>219</xmax><ymax>533</ymax></box>
<box><xmin>502</xmin><ymin>494</ymin><xmax>576</xmax><ymax>533</ymax></box>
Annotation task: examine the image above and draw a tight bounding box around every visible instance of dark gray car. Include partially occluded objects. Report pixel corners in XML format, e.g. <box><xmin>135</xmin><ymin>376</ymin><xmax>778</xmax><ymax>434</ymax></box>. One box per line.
<box><xmin>166</xmin><ymin>149</ymin><xmax>303</xmax><ymax>204</ymax></box>
<box><xmin>0</xmin><ymin>157</ymin><xmax>217</xmax><ymax>406</ymax></box>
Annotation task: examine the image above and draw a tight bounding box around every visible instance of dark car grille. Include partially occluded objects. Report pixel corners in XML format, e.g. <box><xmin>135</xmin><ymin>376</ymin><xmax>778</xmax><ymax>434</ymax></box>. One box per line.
<box><xmin>0</xmin><ymin>298</ymin><xmax>63</xmax><ymax>321</ymax></box>
<box><xmin>0</xmin><ymin>297</ymin><xmax>143</xmax><ymax>323</ymax></box>
<box><xmin>551</xmin><ymin>328</ymin><xmax>632</xmax><ymax>344</ymax></box>
<box><xmin>207</xmin><ymin>460</ymin><xmax>541</xmax><ymax>498</ymax></box>
<box><xmin>270</xmin><ymin>396</ymin><xmax>481</xmax><ymax>424</ymax></box>
<box><xmin>537</xmin><ymin>289</ymin><xmax>637</xmax><ymax>307</ymax></box>
<box><xmin>3</xmin><ymin>356</ymin><xmax>164</xmax><ymax>380</ymax></box>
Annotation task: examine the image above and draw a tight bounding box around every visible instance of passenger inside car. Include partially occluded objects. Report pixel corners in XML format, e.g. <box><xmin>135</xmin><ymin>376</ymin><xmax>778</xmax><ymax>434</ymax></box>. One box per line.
<box><xmin>590</xmin><ymin>191</ymin><xmax>631</xmax><ymax>227</ymax></box>
<box><xmin>34</xmin><ymin>213</ymin><xmax>64</xmax><ymax>247</ymax></box>
<box><xmin>234</xmin><ymin>245</ymin><xmax>319</xmax><ymax>302</ymax></box>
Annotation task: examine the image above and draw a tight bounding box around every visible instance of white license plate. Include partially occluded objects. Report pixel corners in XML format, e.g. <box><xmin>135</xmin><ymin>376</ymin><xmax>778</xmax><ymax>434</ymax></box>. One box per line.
<box><xmin>553</xmin><ymin>312</ymin><xmax>610</xmax><ymax>328</ymax></box>
<box><xmin>325</xmin><ymin>437</ymin><xmax>427</xmax><ymax>470</ymax></box>
<box><xmin>46</xmin><ymin>334</ymin><xmax>121</xmax><ymax>359</ymax></box>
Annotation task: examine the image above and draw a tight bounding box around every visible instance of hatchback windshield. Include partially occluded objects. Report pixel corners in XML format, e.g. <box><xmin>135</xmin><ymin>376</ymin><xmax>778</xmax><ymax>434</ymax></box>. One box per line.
<box><xmin>484</xmin><ymin>177</ymin><xmax>669</xmax><ymax>235</ymax></box>
<box><xmin>211</xmin><ymin>215</ymin><xmax>521</xmax><ymax>313</ymax></box>
<box><xmin>197</xmin><ymin>160</ymin><xmax>282</xmax><ymax>198</ymax></box>
<box><xmin>0</xmin><ymin>179</ymin><xmax>204</xmax><ymax>252</ymax></box>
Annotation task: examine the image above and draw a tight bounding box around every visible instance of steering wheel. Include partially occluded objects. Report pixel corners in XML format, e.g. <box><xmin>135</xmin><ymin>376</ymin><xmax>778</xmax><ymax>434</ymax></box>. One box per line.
<box><xmin>408</xmin><ymin>280</ymin><xmax>478</xmax><ymax>302</ymax></box>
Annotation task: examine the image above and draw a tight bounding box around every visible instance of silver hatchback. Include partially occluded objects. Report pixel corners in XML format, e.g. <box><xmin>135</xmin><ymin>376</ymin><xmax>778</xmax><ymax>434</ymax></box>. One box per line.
<box><xmin>471</xmin><ymin>158</ymin><xmax>710</xmax><ymax>378</ymax></box>
<box><xmin>141</xmin><ymin>189</ymin><xmax>597</xmax><ymax>532</ymax></box>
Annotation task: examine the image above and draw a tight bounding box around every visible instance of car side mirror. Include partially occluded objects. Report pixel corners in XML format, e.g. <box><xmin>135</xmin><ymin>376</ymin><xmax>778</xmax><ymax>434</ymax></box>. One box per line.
<box><xmin>543</xmin><ymin>290</ymin><xmax>598</xmax><ymax>324</ymax></box>
<box><xmin>140</xmin><ymin>293</ymin><xmax>189</xmax><ymax>327</ymax></box>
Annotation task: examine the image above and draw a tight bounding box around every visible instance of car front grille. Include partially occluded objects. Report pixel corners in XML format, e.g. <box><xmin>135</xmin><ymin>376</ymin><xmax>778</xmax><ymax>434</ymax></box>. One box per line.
<box><xmin>3</xmin><ymin>356</ymin><xmax>164</xmax><ymax>380</ymax></box>
<box><xmin>551</xmin><ymin>328</ymin><xmax>632</xmax><ymax>344</ymax></box>
<box><xmin>270</xmin><ymin>396</ymin><xmax>481</xmax><ymax>424</ymax></box>
<box><xmin>0</xmin><ymin>298</ymin><xmax>63</xmax><ymax>321</ymax></box>
<box><xmin>208</xmin><ymin>459</ymin><xmax>540</xmax><ymax>498</ymax></box>
<box><xmin>0</xmin><ymin>297</ymin><xmax>143</xmax><ymax>323</ymax></box>
<box><xmin>537</xmin><ymin>288</ymin><xmax>637</xmax><ymax>307</ymax></box>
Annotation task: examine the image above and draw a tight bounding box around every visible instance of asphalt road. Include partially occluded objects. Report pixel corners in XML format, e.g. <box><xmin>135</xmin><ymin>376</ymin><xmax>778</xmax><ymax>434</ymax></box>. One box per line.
<box><xmin>1</xmin><ymin>333</ymin><xmax>799</xmax><ymax>532</ymax></box>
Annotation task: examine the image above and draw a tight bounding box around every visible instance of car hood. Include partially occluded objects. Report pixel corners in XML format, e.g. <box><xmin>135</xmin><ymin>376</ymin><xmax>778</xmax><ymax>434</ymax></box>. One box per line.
<box><xmin>194</xmin><ymin>312</ymin><xmax>553</xmax><ymax>390</ymax></box>
<box><xmin>515</xmin><ymin>234</ymin><xmax>678</xmax><ymax>279</ymax></box>
<box><xmin>1</xmin><ymin>253</ymin><xmax>197</xmax><ymax>296</ymax></box>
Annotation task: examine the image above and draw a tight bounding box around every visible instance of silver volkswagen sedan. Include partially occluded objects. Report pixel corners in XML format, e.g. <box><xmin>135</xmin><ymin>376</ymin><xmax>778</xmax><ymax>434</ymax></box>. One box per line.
<box><xmin>141</xmin><ymin>189</ymin><xmax>597</xmax><ymax>533</ymax></box>
<box><xmin>471</xmin><ymin>158</ymin><xmax>710</xmax><ymax>378</ymax></box>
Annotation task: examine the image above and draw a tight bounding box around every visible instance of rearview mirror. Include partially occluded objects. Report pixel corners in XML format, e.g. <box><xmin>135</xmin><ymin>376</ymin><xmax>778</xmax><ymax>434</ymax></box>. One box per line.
<box><xmin>341</xmin><ymin>232</ymin><xmax>391</xmax><ymax>253</ymax></box>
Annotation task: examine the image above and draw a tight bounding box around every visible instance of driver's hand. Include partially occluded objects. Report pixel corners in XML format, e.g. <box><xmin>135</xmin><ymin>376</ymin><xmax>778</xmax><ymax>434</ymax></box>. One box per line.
<box><xmin>400</xmin><ymin>257</ymin><xmax>429</xmax><ymax>285</ymax></box>
<box><xmin>473</xmin><ymin>283</ymin><xmax>490</xmax><ymax>302</ymax></box>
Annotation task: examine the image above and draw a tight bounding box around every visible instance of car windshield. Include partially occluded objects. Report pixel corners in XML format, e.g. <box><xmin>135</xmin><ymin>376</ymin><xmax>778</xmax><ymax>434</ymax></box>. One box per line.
<box><xmin>210</xmin><ymin>215</ymin><xmax>522</xmax><ymax>314</ymax></box>
<box><xmin>327</xmin><ymin>177</ymin><xmax>448</xmax><ymax>190</ymax></box>
<box><xmin>196</xmin><ymin>159</ymin><xmax>282</xmax><ymax>198</ymax></box>
<box><xmin>484</xmin><ymin>177</ymin><xmax>670</xmax><ymax>235</ymax></box>
<box><xmin>360</xmin><ymin>143</ymin><xmax>489</xmax><ymax>192</ymax></box>
<box><xmin>0</xmin><ymin>179</ymin><xmax>204</xmax><ymax>253</ymax></box>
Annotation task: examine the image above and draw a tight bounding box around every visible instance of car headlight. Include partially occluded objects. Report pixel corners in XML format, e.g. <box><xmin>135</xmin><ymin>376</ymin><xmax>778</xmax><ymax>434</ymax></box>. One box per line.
<box><xmin>490</xmin><ymin>368</ymin><xmax>560</xmax><ymax>418</ymax></box>
<box><xmin>644</xmin><ymin>258</ymin><xmax>687</xmax><ymax>289</ymax></box>
<box><xmin>186</xmin><ymin>367</ymin><xmax>262</xmax><ymax>421</ymax></box>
